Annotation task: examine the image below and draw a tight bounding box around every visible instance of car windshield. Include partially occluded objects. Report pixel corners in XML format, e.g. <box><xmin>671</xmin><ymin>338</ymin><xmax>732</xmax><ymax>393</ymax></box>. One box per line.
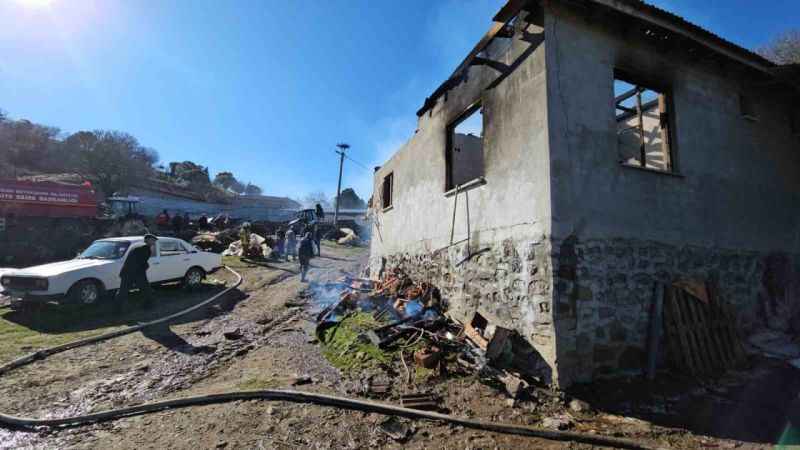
<box><xmin>78</xmin><ymin>241</ymin><xmax>131</xmax><ymax>260</ymax></box>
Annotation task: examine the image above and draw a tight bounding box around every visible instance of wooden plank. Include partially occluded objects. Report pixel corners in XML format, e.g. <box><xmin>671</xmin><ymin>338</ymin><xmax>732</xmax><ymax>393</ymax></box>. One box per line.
<box><xmin>705</xmin><ymin>280</ymin><xmax>735</xmax><ymax>367</ymax></box>
<box><xmin>678</xmin><ymin>291</ymin><xmax>709</xmax><ymax>375</ymax></box>
<box><xmin>667</xmin><ymin>287</ymin><xmax>697</xmax><ymax>374</ymax></box>
<box><xmin>646</xmin><ymin>283</ymin><xmax>665</xmax><ymax>380</ymax></box>
<box><xmin>615</xmin><ymin>86</ymin><xmax>639</xmax><ymax>104</ymax></box>
<box><xmin>658</xmin><ymin>94</ymin><xmax>673</xmax><ymax>171</ymax></box>
<box><xmin>450</xmin><ymin>0</ymin><xmax>527</xmax><ymax>79</ymax></box>
<box><xmin>635</xmin><ymin>89</ymin><xmax>647</xmax><ymax>167</ymax></box>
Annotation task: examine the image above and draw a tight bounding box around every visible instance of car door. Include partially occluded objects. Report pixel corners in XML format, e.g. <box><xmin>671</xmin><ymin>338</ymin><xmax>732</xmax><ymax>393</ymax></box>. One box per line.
<box><xmin>145</xmin><ymin>241</ymin><xmax>166</xmax><ymax>283</ymax></box>
<box><xmin>156</xmin><ymin>239</ymin><xmax>190</xmax><ymax>281</ymax></box>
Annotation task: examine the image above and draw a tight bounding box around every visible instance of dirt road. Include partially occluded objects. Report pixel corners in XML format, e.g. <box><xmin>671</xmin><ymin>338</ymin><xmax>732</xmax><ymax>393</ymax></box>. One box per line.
<box><xmin>0</xmin><ymin>243</ymin><xmax>774</xmax><ymax>449</ymax></box>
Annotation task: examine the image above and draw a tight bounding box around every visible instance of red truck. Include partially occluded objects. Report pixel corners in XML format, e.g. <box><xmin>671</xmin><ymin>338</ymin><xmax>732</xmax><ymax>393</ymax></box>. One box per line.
<box><xmin>0</xmin><ymin>179</ymin><xmax>99</xmax><ymax>267</ymax></box>
<box><xmin>0</xmin><ymin>179</ymin><xmax>97</xmax><ymax>219</ymax></box>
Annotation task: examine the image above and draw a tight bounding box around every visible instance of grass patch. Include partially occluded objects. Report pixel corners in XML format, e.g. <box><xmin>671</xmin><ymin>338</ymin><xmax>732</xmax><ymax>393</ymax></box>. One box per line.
<box><xmin>0</xmin><ymin>306</ymin><xmax>113</xmax><ymax>363</ymax></box>
<box><xmin>0</xmin><ymin>283</ymin><xmax>226</xmax><ymax>364</ymax></box>
<box><xmin>414</xmin><ymin>366</ymin><xmax>437</xmax><ymax>383</ymax></box>
<box><xmin>321</xmin><ymin>312</ymin><xmax>393</xmax><ymax>371</ymax></box>
<box><xmin>320</xmin><ymin>312</ymin><xmax>428</xmax><ymax>372</ymax></box>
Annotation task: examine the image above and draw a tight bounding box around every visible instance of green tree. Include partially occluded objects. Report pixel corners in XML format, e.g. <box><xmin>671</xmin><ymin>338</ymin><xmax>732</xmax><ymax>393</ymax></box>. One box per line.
<box><xmin>333</xmin><ymin>187</ymin><xmax>366</xmax><ymax>209</ymax></box>
<box><xmin>230</xmin><ymin>179</ymin><xmax>245</xmax><ymax>194</ymax></box>
<box><xmin>65</xmin><ymin>130</ymin><xmax>156</xmax><ymax>196</ymax></box>
<box><xmin>213</xmin><ymin>171</ymin><xmax>238</xmax><ymax>190</ymax></box>
<box><xmin>244</xmin><ymin>182</ymin><xmax>262</xmax><ymax>195</ymax></box>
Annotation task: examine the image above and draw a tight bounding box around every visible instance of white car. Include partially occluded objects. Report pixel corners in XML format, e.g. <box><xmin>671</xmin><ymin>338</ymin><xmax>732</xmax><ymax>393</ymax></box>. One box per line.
<box><xmin>0</xmin><ymin>236</ymin><xmax>222</xmax><ymax>306</ymax></box>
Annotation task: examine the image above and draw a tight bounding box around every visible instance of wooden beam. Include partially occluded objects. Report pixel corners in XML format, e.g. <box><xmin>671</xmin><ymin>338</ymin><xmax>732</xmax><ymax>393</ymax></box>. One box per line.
<box><xmin>450</xmin><ymin>0</ymin><xmax>528</xmax><ymax>78</ymax></box>
<box><xmin>614</xmin><ymin>86</ymin><xmax>640</xmax><ymax>104</ymax></box>
<box><xmin>636</xmin><ymin>90</ymin><xmax>646</xmax><ymax>167</ymax></box>
<box><xmin>658</xmin><ymin>94</ymin><xmax>673</xmax><ymax>171</ymax></box>
<box><xmin>470</xmin><ymin>57</ymin><xmax>511</xmax><ymax>74</ymax></box>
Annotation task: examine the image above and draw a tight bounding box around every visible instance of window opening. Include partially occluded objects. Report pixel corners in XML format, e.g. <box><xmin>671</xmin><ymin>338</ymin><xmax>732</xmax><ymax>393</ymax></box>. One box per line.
<box><xmin>382</xmin><ymin>172</ymin><xmax>393</xmax><ymax>209</ymax></box>
<box><xmin>615</xmin><ymin>76</ymin><xmax>673</xmax><ymax>172</ymax></box>
<box><xmin>446</xmin><ymin>104</ymin><xmax>485</xmax><ymax>190</ymax></box>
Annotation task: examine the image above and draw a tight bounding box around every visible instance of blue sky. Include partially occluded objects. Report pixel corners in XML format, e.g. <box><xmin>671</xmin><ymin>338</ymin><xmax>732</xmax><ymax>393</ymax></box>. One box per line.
<box><xmin>0</xmin><ymin>0</ymin><xmax>796</xmax><ymax>201</ymax></box>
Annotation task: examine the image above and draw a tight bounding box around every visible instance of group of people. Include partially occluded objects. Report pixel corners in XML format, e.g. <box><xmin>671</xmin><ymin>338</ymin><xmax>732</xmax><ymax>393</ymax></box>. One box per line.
<box><xmin>155</xmin><ymin>210</ymin><xmax>232</xmax><ymax>235</ymax></box>
<box><xmin>273</xmin><ymin>223</ymin><xmax>320</xmax><ymax>282</ymax></box>
<box><xmin>155</xmin><ymin>209</ymin><xmax>191</xmax><ymax>234</ymax></box>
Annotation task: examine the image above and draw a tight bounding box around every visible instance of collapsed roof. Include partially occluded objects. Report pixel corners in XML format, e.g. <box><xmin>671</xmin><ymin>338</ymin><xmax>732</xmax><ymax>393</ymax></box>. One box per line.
<box><xmin>417</xmin><ymin>0</ymin><xmax>795</xmax><ymax>117</ymax></box>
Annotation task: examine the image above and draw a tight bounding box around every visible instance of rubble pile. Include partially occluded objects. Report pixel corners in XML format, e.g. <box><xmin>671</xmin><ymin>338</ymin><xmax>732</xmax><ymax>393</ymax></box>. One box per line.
<box><xmin>311</xmin><ymin>269</ymin><xmax>551</xmax><ymax>409</ymax></box>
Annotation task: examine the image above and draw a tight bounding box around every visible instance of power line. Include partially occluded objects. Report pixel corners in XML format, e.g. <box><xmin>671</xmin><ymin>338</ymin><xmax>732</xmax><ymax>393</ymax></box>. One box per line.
<box><xmin>344</xmin><ymin>154</ymin><xmax>370</xmax><ymax>171</ymax></box>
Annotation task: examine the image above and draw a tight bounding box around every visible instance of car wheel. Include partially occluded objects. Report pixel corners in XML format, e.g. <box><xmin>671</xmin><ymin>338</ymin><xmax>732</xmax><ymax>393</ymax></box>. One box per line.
<box><xmin>183</xmin><ymin>267</ymin><xmax>205</xmax><ymax>289</ymax></box>
<box><xmin>69</xmin><ymin>279</ymin><xmax>102</xmax><ymax>305</ymax></box>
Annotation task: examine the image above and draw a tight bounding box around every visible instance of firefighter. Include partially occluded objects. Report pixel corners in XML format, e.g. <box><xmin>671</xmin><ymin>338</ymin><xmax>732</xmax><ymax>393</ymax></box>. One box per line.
<box><xmin>239</xmin><ymin>222</ymin><xmax>251</xmax><ymax>257</ymax></box>
<box><xmin>116</xmin><ymin>234</ymin><xmax>157</xmax><ymax>308</ymax></box>
<box><xmin>298</xmin><ymin>231</ymin><xmax>314</xmax><ymax>282</ymax></box>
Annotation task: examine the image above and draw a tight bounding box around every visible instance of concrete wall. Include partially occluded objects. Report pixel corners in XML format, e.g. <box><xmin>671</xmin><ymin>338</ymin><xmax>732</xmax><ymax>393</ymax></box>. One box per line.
<box><xmin>452</xmin><ymin>133</ymin><xmax>485</xmax><ymax>186</ymax></box>
<box><xmin>370</xmin><ymin>12</ymin><xmax>559</xmax><ymax>381</ymax></box>
<box><xmin>544</xmin><ymin>3</ymin><xmax>800</xmax><ymax>385</ymax></box>
<box><xmin>130</xmin><ymin>187</ymin><xmax>296</xmax><ymax>222</ymax></box>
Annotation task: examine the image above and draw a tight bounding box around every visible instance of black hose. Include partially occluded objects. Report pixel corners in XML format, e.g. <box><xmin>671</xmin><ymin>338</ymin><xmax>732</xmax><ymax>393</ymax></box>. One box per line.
<box><xmin>0</xmin><ymin>267</ymin><xmax>657</xmax><ymax>450</ymax></box>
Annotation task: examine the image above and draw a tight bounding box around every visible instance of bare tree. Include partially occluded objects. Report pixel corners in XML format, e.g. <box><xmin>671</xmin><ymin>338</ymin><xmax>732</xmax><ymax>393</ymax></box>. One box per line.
<box><xmin>757</xmin><ymin>29</ymin><xmax>800</xmax><ymax>64</ymax></box>
<box><xmin>304</xmin><ymin>191</ymin><xmax>331</xmax><ymax>209</ymax></box>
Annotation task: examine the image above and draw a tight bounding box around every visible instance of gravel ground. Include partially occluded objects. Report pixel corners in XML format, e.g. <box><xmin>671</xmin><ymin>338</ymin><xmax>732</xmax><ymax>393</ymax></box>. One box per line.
<box><xmin>0</xmin><ymin>242</ymin><xmax>789</xmax><ymax>449</ymax></box>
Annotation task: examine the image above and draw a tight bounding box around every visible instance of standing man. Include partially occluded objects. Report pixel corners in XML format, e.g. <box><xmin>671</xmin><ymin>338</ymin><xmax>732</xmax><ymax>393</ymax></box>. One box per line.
<box><xmin>315</xmin><ymin>203</ymin><xmax>325</xmax><ymax>221</ymax></box>
<box><xmin>285</xmin><ymin>226</ymin><xmax>297</xmax><ymax>262</ymax></box>
<box><xmin>313</xmin><ymin>222</ymin><xmax>321</xmax><ymax>256</ymax></box>
<box><xmin>116</xmin><ymin>234</ymin><xmax>157</xmax><ymax>308</ymax></box>
<box><xmin>171</xmin><ymin>213</ymin><xmax>184</xmax><ymax>235</ymax></box>
<box><xmin>156</xmin><ymin>210</ymin><xmax>170</xmax><ymax>229</ymax></box>
<box><xmin>298</xmin><ymin>232</ymin><xmax>314</xmax><ymax>282</ymax></box>
<box><xmin>275</xmin><ymin>227</ymin><xmax>286</xmax><ymax>260</ymax></box>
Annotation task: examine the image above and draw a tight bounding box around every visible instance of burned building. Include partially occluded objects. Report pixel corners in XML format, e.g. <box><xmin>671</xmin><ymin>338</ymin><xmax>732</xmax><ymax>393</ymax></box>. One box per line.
<box><xmin>370</xmin><ymin>0</ymin><xmax>800</xmax><ymax>387</ymax></box>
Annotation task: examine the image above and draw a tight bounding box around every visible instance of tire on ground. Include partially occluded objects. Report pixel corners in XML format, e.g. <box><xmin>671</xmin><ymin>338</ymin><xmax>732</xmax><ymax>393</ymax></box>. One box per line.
<box><xmin>183</xmin><ymin>266</ymin><xmax>205</xmax><ymax>289</ymax></box>
<box><xmin>68</xmin><ymin>279</ymin><xmax>104</xmax><ymax>305</ymax></box>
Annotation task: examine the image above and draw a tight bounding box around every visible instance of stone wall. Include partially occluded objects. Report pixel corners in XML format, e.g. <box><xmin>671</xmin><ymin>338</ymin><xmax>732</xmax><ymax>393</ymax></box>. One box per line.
<box><xmin>374</xmin><ymin>233</ymin><xmax>558</xmax><ymax>384</ymax></box>
<box><xmin>551</xmin><ymin>236</ymin><xmax>800</xmax><ymax>385</ymax></box>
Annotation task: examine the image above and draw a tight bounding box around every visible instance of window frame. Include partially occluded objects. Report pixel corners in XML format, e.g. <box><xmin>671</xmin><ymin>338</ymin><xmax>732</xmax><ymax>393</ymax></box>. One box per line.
<box><xmin>613</xmin><ymin>69</ymin><xmax>678</xmax><ymax>174</ymax></box>
<box><xmin>381</xmin><ymin>172</ymin><xmax>394</xmax><ymax>210</ymax></box>
<box><xmin>445</xmin><ymin>101</ymin><xmax>485</xmax><ymax>192</ymax></box>
<box><xmin>158</xmin><ymin>239</ymin><xmax>187</xmax><ymax>256</ymax></box>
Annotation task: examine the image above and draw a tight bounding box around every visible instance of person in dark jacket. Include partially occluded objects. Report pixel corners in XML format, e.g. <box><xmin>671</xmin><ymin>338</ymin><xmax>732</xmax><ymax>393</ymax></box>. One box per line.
<box><xmin>298</xmin><ymin>232</ymin><xmax>314</xmax><ymax>282</ymax></box>
<box><xmin>313</xmin><ymin>223</ymin><xmax>321</xmax><ymax>256</ymax></box>
<box><xmin>115</xmin><ymin>234</ymin><xmax>157</xmax><ymax>307</ymax></box>
<box><xmin>198</xmin><ymin>214</ymin><xmax>209</xmax><ymax>229</ymax></box>
<box><xmin>172</xmin><ymin>213</ymin><xmax>184</xmax><ymax>234</ymax></box>
<box><xmin>315</xmin><ymin>203</ymin><xmax>325</xmax><ymax>220</ymax></box>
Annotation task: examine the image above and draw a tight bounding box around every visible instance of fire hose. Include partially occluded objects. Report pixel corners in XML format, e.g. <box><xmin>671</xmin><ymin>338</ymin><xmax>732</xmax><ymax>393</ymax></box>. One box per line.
<box><xmin>0</xmin><ymin>267</ymin><xmax>655</xmax><ymax>450</ymax></box>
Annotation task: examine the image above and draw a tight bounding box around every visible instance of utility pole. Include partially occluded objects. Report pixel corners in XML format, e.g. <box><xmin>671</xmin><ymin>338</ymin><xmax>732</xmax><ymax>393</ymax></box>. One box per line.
<box><xmin>334</xmin><ymin>143</ymin><xmax>349</xmax><ymax>228</ymax></box>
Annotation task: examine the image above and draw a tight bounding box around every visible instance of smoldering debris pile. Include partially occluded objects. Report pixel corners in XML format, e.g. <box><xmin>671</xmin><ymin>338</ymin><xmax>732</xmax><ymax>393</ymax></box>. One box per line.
<box><xmin>311</xmin><ymin>269</ymin><xmax>549</xmax><ymax>408</ymax></box>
